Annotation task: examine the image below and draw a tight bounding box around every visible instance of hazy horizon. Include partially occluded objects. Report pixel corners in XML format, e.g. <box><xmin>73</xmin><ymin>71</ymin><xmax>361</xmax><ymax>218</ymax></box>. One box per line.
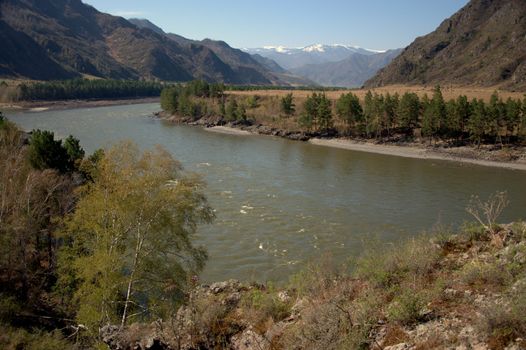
<box><xmin>85</xmin><ymin>0</ymin><xmax>469</xmax><ymax>50</ymax></box>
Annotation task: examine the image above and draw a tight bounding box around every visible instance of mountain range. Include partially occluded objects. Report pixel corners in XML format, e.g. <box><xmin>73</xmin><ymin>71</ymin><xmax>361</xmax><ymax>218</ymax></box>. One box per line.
<box><xmin>242</xmin><ymin>45</ymin><xmax>402</xmax><ymax>88</ymax></box>
<box><xmin>0</xmin><ymin>0</ymin><xmax>305</xmax><ymax>85</ymax></box>
<box><xmin>366</xmin><ymin>0</ymin><xmax>526</xmax><ymax>90</ymax></box>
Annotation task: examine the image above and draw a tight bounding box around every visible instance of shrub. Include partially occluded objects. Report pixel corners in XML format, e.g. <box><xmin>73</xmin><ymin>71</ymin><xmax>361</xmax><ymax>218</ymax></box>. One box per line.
<box><xmin>460</xmin><ymin>259</ymin><xmax>511</xmax><ymax>289</ymax></box>
<box><xmin>480</xmin><ymin>282</ymin><xmax>526</xmax><ymax>348</ymax></box>
<box><xmin>386</xmin><ymin>288</ymin><xmax>427</xmax><ymax>325</ymax></box>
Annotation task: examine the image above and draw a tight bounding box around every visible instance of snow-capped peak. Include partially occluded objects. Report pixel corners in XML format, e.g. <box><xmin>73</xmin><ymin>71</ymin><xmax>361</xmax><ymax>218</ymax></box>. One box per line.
<box><xmin>262</xmin><ymin>45</ymin><xmax>289</xmax><ymax>53</ymax></box>
<box><xmin>302</xmin><ymin>44</ymin><xmax>325</xmax><ymax>53</ymax></box>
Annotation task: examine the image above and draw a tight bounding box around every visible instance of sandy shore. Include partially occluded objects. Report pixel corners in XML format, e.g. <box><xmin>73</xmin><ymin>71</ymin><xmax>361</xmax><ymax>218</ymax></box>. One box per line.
<box><xmin>0</xmin><ymin>97</ymin><xmax>160</xmax><ymax>112</ymax></box>
<box><xmin>309</xmin><ymin>138</ymin><xmax>526</xmax><ymax>171</ymax></box>
<box><xmin>205</xmin><ymin>126</ymin><xmax>253</xmax><ymax>135</ymax></box>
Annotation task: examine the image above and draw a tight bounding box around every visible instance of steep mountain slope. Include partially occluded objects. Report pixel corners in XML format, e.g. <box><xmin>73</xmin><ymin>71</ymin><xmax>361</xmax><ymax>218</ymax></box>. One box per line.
<box><xmin>243</xmin><ymin>45</ymin><xmax>381</xmax><ymax>70</ymax></box>
<box><xmin>290</xmin><ymin>49</ymin><xmax>402</xmax><ymax>87</ymax></box>
<box><xmin>129</xmin><ymin>19</ymin><xmax>312</xmax><ymax>85</ymax></box>
<box><xmin>365</xmin><ymin>0</ymin><xmax>526</xmax><ymax>90</ymax></box>
<box><xmin>0</xmin><ymin>0</ymin><xmax>286</xmax><ymax>84</ymax></box>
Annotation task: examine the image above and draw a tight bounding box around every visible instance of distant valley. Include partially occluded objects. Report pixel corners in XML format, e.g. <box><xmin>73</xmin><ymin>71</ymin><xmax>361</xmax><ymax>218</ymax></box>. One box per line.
<box><xmin>243</xmin><ymin>45</ymin><xmax>402</xmax><ymax>87</ymax></box>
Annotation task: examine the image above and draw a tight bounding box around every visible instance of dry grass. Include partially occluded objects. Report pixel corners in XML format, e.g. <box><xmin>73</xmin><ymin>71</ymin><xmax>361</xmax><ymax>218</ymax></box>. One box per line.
<box><xmin>228</xmin><ymin>84</ymin><xmax>525</xmax><ymax>102</ymax></box>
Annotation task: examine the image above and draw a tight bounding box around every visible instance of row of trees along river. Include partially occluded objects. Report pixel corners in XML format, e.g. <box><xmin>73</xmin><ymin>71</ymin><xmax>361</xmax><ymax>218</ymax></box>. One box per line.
<box><xmin>161</xmin><ymin>82</ymin><xmax>526</xmax><ymax>146</ymax></box>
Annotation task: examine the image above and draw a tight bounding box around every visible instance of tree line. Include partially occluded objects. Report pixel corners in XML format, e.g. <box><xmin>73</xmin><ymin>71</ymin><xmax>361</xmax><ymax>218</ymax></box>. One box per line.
<box><xmin>161</xmin><ymin>83</ymin><xmax>526</xmax><ymax>146</ymax></box>
<box><xmin>0</xmin><ymin>113</ymin><xmax>212</xmax><ymax>348</ymax></box>
<box><xmin>161</xmin><ymin>80</ymin><xmax>226</xmax><ymax>119</ymax></box>
<box><xmin>11</xmin><ymin>79</ymin><xmax>165</xmax><ymax>101</ymax></box>
<box><xmin>332</xmin><ymin>87</ymin><xmax>526</xmax><ymax>145</ymax></box>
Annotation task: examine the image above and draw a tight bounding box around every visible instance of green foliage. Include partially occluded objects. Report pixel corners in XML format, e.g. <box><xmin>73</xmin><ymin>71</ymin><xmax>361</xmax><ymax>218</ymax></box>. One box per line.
<box><xmin>301</xmin><ymin>93</ymin><xmax>333</xmax><ymax>132</ymax></box>
<box><xmin>246</xmin><ymin>95</ymin><xmax>260</xmax><ymax>109</ymax></box>
<box><xmin>28</xmin><ymin>130</ymin><xmax>72</xmax><ymax>173</ymax></box>
<box><xmin>280</xmin><ymin>93</ymin><xmax>295</xmax><ymax>116</ymax></box>
<box><xmin>225</xmin><ymin>98</ymin><xmax>238</xmax><ymax>121</ymax></box>
<box><xmin>63</xmin><ymin>135</ymin><xmax>85</xmax><ymax>167</ymax></box>
<box><xmin>468</xmin><ymin>99</ymin><xmax>487</xmax><ymax>146</ymax></box>
<box><xmin>0</xmin><ymin>326</ymin><xmax>75</xmax><ymax>350</ymax></box>
<box><xmin>480</xmin><ymin>282</ymin><xmax>526</xmax><ymax>347</ymax></box>
<box><xmin>242</xmin><ymin>288</ymin><xmax>290</xmax><ymax>322</ymax></box>
<box><xmin>16</xmin><ymin>79</ymin><xmax>163</xmax><ymax>102</ymax></box>
<box><xmin>386</xmin><ymin>288</ymin><xmax>426</xmax><ymax>325</ymax></box>
<box><xmin>160</xmin><ymin>86</ymin><xmax>178</xmax><ymax>113</ymax></box>
<box><xmin>59</xmin><ymin>142</ymin><xmax>214</xmax><ymax>333</ymax></box>
<box><xmin>336</xmin><ymin>92</ymin><xmax>363</xmax><ymax>133</ymax></box>
<box><xmin>397</xmin><ymin>92</ymin><xmax>420</xmax><ymax>131</ymax></box>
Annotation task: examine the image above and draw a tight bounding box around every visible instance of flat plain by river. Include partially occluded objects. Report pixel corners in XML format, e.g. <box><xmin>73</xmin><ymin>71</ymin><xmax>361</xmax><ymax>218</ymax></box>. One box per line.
<box><xmin>6</xmin><ymin>102</ymin><xmax>526</xmax><ymax>282</ymax></box>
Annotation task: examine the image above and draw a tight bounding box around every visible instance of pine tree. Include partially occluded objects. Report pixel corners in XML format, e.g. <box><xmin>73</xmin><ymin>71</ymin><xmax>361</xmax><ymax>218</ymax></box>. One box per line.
<box><xmin>317</xmin><ymin>94</ymin><xmax>333</xmax><ymax>132</ymax></box>
<box><xmin>397</xmin><ymin>92</ymin><xmax>420</xmax><ymax>132</ymax></box>
<box><xmin>280</xmin><ymin>93</ymin><xmax>295</xmax><ymax>117</ymax></box>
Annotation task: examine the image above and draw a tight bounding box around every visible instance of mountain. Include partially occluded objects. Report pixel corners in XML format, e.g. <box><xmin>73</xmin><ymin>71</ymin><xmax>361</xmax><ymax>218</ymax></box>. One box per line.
<box><xmin>129</xmin><ymin>19</ymin><xmax>313</xmax><ymax>85</ymax></box>
<box><xmin>365</xmin><ymin>0</ymin><xmax>526</xmax><ymax>90</ymax></box>
<box><xmin>0</xmin><ymin>0</ymin><xmax>292</xmax><ymax>84</ymax></box>
<box><xmin>290</xmin><ymin>49</ymin><xmax>402</xmax><ymax>88</ymax></box>
<box><xmin>243</xmin><ymin>44</ymin><xmax>382</xmax><ymax>70</ymax></box>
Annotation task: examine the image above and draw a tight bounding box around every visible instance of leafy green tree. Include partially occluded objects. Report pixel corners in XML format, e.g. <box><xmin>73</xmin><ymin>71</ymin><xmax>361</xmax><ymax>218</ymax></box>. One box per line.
<box><xmin>280</xmin><ymin>93</ymin><xmax>295</xmax><ymax>117</ymax></box>
<box><xmin>397</xmin><ymin>92</ymin><xmax>420</xmax><ymax>132</ymax></box>
<box><xmin>59</xmin><ymin>142</ymin><xmax>214</xmax><ymax>335</ymax></box>
<box><xmin>160</xmin><ymin>87</ymin><xmax>178</xmax><ymax>113</ymax></box>
<box><xmin>28</xmin><ymin>130</ymin><xmax>72</xmax><ymax>173</ymax></box>
<box><xmin>336</xmin><ymin>93</ymin><xmax>363</xmax><ymax>134</ymax></box>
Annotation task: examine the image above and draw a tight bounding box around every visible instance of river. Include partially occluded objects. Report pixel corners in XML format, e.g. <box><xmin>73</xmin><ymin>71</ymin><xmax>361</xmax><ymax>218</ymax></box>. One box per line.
<box><xmin>6</xmin><ymin>103</ymin><xmax>526</xmax><ymax>283</ymax></box>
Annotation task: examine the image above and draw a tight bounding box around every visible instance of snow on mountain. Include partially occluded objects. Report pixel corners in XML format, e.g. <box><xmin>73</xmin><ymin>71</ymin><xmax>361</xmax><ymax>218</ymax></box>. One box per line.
<box><xmin>242</xmin><ymin>44</ymin><xmax>384</xmax><ymax>69</ymax></box>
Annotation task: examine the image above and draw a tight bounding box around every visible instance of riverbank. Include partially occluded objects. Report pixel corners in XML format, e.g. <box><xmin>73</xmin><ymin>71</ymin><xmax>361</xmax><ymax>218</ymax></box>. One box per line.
<box><xmin>310</xmin><ymin>138</ymin><xmax>526</xmax><ymax>171</ymax></box>
<box><xmin>101</xmin><ymin>221</ymin><xmax>526</xmax><ymax>350</ymax></box>
<box><xmin>0</xmin><ymin>96</ymin><xmax>160</xmax><ymax>111</ymax></box>
<box><xmin>161</xmin><ymin>113</ymin><xmax>526</xmax><ymax>171</ymax></box>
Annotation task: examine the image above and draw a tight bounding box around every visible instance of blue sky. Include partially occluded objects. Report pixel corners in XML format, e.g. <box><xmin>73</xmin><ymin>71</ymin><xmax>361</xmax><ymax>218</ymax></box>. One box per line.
<box><xmin>85</xmin><ymin>0</ymin><xmax>469</xmax><ymax>50</ymax></box>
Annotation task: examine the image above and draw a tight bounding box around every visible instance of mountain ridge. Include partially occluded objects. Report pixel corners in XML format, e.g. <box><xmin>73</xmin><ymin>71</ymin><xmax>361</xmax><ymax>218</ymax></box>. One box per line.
<box><xmin>365</xmin><ymin>0</ymin><xmax>526</xmax><ymax>91</ymax></box>
<box><xmin>0</xmin><ymin>0</ymin><xmax>298</xmax><ymax>85</ymax></box>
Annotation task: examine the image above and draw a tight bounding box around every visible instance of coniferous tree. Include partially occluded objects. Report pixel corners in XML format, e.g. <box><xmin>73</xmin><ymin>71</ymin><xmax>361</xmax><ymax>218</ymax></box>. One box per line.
<box><xmin>336</xmin><ymin>92</ymin><xmax>363</xmax><ymax>134</ymax></box>
<box><xmin>317</xmin><ymin>94</ymin><xmax>333</xmax><ymax>132</ymax></box>
<box><xmin>397</xmin><ymin>92</ymin><xmax>420</xmax><ymax>133</ymax></box>
<box><xmin>280</xmin><ymin>93</ymin><xmax>295</xmax><ymax>117</ymax></box>
<box><xmin>363</xmin><ymin>91</ymin><xmax>374</xmax><ymax>138</ymax></box>
<box><xmin>468</xmin><ymin>99</ymin><xmax>487</xmax><ymax>147</ymax></box>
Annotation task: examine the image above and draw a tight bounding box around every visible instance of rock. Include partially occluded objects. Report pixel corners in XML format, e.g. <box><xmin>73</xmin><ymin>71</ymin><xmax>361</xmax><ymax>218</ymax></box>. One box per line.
<box><xmin>209</xmin><ymin>279</ymin><xmax>240</xmax><ymax>294</ymax></box>
<box><xmin>277</xmin><ymin>291</ymin><xmax>291</xmax><ymax>303</ymax></box>
<box><xmin>231</xmin><ymin>327</ymin><xmax>268</xmax><ymax>350</ymax></box>
<box><xmin>291</xmin><ymin>297</ymin><xmax>309</xmax><ymax>317</ymax></box>
<box><xmin>384</xmin><ymin>343</ymin><xmax>410</xmax><ymax>350</ymax></box>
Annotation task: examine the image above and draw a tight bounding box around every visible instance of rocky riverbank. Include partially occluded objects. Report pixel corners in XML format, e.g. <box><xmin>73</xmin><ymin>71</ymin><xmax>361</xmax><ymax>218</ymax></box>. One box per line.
<box><xmin>157</xmin><ymin>112</ymin><xmax>526</xmax><ymax>171</ymax></box>
<box><xmin>101</xmin><ymin>221</ymin><xmax>526</xmax><ymax>350</ymax></box>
